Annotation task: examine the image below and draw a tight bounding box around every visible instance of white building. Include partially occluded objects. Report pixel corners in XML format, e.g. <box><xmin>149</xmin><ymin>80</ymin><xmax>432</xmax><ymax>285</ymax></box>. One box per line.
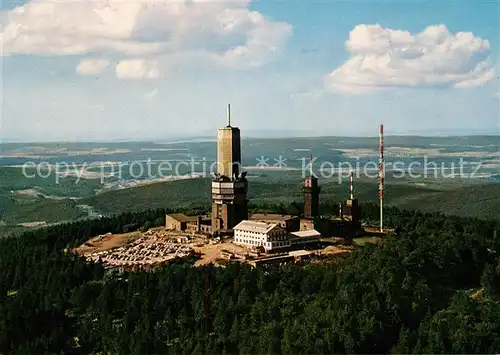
<box><xmin>233</xmin><ymin>220</ymin><xmax>290</xmax><ymax>252</ymax></box>
<box><xmin>289</xmin><ymin>229</ymin><xmax>321</xmax><ymax>246</ymax></box>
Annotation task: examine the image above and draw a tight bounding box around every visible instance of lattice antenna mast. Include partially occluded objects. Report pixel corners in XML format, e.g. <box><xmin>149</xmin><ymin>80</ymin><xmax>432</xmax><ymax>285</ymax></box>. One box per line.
<box><xmin>379</xmin><ymin>124</ymin><xmax>385</xmax><ymax>233</ymax></box>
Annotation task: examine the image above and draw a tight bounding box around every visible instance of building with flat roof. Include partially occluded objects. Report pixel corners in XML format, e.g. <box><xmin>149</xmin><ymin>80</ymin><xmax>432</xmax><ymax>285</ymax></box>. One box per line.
<box><xmin>166</xmin><ymin>213</ymin><xmax>197</xmax><ymax>231</ymax></box>
<box><xmin>322</xmin><ymin>218</ymin><xmax>361</xmax><ymax>238</ymax></box>
<box><xmin>166</xmin><ymin>213</ymin><xmax>212</xmax><ymax>234</ymax></box>
<box><xmin>289</xmin><ymin>229</ymin><xmax>321</xmax><ymax>246</ymax></box>
<box><xmin>186</xmin><ymin>215</ymin><xmax>212</xmax><ymax>234</ymax></box>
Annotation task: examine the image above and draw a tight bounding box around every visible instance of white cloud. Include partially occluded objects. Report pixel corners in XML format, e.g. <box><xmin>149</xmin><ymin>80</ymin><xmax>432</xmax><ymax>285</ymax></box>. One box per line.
<box><xmin>116</xmin><ymin>59</ymin><xmax>160</xmax><ymax>79</ymax></box>
<box><xmin>75</xmin><ymin>59</ymin><xmax>109</xmax><ymax>76</ymax></box>
<box><xmin>325</xmin><ymin>24</ymin><xmax>495</xmax><ymax>93</ymax></box>
<box><xmin>0</xmin><ymin>0</ymin><xmax>291</xmax><ymax>78</ymax></box>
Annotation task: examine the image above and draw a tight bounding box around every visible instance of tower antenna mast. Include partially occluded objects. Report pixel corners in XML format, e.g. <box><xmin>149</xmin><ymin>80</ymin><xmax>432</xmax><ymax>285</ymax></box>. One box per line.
<box><xmin>349</xmin><ymin>170</ymin><xmax>354</xmax><ymax>200</ymax></box>
<box><xmin>379</xmin><ymin>124</ymin><xmax>384</xmax><ymax>233</ymax></box>
<box><xmin>227</xmin><ymin>104</ymin><xmax>231</xmax><ymax>127</ymax></box>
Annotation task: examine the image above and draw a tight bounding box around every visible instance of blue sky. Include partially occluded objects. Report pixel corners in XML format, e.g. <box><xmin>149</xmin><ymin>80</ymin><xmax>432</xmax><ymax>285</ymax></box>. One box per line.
<box><xmin>0</xmin><ymin>0</ymin><xmax>498</xmax><ymax>142</ymax></box>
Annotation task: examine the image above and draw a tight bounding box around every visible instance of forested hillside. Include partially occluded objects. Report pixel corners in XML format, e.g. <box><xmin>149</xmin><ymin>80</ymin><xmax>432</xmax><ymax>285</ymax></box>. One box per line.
<box><xmin>1</xmin><ymin>203</ymin><xmax>500</xmax><ymax>353</ymax></box>
<box><xmin>81</xmin><ymin>177</ymin><xmax>500</xmax><ymax>219</ymax></box>
<box><xmin>396</xmin><ymin>183</ymin><xmax>500</xmax><ymax>219</ymax></box>
<box><xmin>2</xmin><ymin>169</ymin><xmax>499</xmax><ymax>237</ymax></box>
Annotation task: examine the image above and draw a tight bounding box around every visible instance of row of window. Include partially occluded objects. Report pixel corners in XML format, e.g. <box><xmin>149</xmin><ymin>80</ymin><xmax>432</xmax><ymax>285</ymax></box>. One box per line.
<box><xmin>234</xmin><ymin>231</ymin><xmax>288</xmax><ymax>243</ymax></box>
<box><xmin>234</xmin><ymin>232</ymin><xmax>264</xmax><ymax>241</ymax></box>
<box><xmin>236</xmin><ymin>231</ymin><xmax>287</xmax><ymax>237</ymax></box>
<box><xmin>234</xmin><ymin>238</ymin><xmax>291</xmax><ymax>249</ymax></box>
<box><xmin>234</xmin><ymin>238</ymin><xmax>263</xmax><ymax>246</ymax></box>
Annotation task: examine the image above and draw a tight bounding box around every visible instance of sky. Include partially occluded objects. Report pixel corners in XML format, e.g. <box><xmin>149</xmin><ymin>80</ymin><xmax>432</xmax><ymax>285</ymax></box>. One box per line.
<box><xmin>0</xmin><ymin>0</ymin><xmax>499</xmax><ymax>142</ymax></box>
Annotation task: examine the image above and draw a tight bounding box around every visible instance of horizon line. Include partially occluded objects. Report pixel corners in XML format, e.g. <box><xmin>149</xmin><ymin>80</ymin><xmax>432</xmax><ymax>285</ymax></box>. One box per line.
<box><xmin>1</xmin><ymin>133</ymin><xmax>499</xmax><ymax>144</ymax></box>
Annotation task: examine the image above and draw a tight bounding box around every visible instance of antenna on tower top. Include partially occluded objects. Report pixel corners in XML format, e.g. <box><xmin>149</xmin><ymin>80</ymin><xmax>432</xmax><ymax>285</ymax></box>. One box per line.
<box><xmin>349</xmin><ymin>170</ymin><xmax>354</xmax><ymax>200</ymax></box>
<box><xmin>227</xmin><ymin>104</ymin><xmax>231</xmax><ymax>127</ymax></box>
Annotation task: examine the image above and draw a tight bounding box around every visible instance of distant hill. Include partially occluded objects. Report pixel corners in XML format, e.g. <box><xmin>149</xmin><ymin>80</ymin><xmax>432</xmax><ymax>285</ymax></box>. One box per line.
<box><xmin>80</xmin><ymin>177</ymin><xmax>500</xmax><ymax>220</ymax></box>
<box><xmin>81</xmin><ymin>178</ymin><xmax>212</xmax><ymax>214</ymax></box>
<box><xmin>394</xmin><ymin>183</ymin><xmax>500</xmax><ymax>219</ymax></box>
<box><xmin>1</xmin><ymin>177</ymin><xmax>498</xmax><ymax>237</ymax></box>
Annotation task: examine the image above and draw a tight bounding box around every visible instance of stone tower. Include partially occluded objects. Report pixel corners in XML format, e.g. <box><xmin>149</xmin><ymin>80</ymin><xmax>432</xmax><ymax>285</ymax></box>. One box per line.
<box><xmin>303</xmin><ymin>153</ymin><xmax>320</xmax><ymax>218</ymax></box>
<box><xmin>303</xmin><ymin>175</ymin><xmax>320</xmax><ymax>218</ymax></box>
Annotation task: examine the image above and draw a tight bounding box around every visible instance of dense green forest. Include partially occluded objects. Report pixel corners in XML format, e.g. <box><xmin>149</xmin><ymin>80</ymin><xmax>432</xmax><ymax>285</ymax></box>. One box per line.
<box><xmin>2</xmin><ymin>203</ymin><xmax>500</xmax><ymax>353</ymax></box>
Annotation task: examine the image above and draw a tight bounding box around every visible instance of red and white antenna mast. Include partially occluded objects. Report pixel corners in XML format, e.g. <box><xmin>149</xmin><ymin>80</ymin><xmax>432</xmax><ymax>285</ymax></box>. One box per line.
<box><xmin>349</xmin><ymin>170</ymin><xmax>354</xmax><ymax>200</ymax></box>
<box><xmin>379</xmin><ymin>124</ymin><xmax>384</xmax><ymax>232</ymax></box>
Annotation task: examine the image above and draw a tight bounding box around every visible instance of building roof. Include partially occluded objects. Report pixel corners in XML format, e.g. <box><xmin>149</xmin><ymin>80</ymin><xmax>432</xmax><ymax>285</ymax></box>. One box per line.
<box><xmin>289</xmin><ymin>250</ymin><xmax>314</xmax><ymax>257</ymax></box>
<box><xmin>166</xmin><ymin>213</ymin><xmax>197</xmax><ymax>223</ymax></box>
<box><xmin>328</xmin><ymin>217</ymin><xmax>355</xmax><ymax>224</ymax></box>
<box><xmin>249</xmin><ymin>213</ymin><xmax>298</xmax><ymax>222</ymax></box>
<box><xmin>234</xmin><ymin>220</ymin><xmax>283</xmax><ymax>234</ymax></box>
<box><xmin>290</xmin><ymin>229</ymin><xmax>321</xmax><ymax>238</ymax></box>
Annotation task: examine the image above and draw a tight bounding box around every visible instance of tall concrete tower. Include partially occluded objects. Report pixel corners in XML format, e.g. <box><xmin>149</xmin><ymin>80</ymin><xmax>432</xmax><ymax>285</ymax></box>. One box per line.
<box><xmin>303</xmin><ymin>153</ymin><xmax>320</xmax><ymax>218</ymax></box>
<box><xmin>216</xmin><ymin>105</ymin><xmax>241</xmax><ymax>179</ymax></box>
<box><xmin>211</xmin><ymin>104</ymin><xmax>248</xmax><ymax>235</ymax></box>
